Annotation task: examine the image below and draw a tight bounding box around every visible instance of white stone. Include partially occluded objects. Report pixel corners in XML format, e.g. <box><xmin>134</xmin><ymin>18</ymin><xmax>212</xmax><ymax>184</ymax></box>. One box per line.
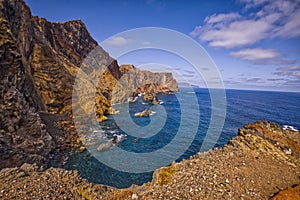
<box><xmin>132</xmin><ymin>193</ymin><xmax>138</xmax><ymax>199</ymax></box>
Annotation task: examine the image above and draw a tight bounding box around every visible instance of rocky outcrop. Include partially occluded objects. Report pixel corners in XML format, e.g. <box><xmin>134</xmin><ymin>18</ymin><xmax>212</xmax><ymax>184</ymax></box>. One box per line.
<box><xmin>0</xmin><ymin>0</ymin><xmax>179</xmax><ymax>168</ymax></box>
<box><xmin>0</xmin><ymin>121</ymin><xmax>299</xmax><ymax>199</ymax></box>
<box><xmin>271</xmin><ymin>184</ymin><xmax>300</xmax><ymax>200</ymax></box>
<box><xmin>112</xmin><ymin>65</ymin><xmax>178</xmax><ymax>104</ymax></box>
<box><xmin>0</xmin><ymin>14</ymin><xmax>54</xmax><ymax>168</ymax></box>
<box><xmin>143</xmin><ymin>92</ymin><xmax>160</xmax><ymax>104</ymax></box>
<box><xmin>1</xmin><ymin>1</ymin><xmax>298</xmax><ymax>199</ymax></box>
<box><xmin>0</xmin><ymin>0</ymin><xmax>118</xmax><ymax>117</ymax></box>
<box><xmin>134</xmin><ymin>109</ymin><xmax>151</xmax><ymax>117</ymax></box>
<box><xmin>0</xmin><ymin>0</ymin><xmax>102</xmax><ymax>168</ymax></box>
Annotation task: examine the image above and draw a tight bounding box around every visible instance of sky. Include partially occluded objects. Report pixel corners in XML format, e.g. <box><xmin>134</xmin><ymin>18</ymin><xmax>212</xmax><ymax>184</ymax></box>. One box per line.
<box><xmin>25</xmin><ymin>0</ymin><xmax>300</xmax><ymax>92</ymax></box>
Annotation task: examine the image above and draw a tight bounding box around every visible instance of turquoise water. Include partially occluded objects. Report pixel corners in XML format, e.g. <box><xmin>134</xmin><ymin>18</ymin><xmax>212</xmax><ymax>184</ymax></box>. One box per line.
<box><xmin>64</xmin><ymin>88</ymin><xmax>300</xmax><ymax>188</ymax></box>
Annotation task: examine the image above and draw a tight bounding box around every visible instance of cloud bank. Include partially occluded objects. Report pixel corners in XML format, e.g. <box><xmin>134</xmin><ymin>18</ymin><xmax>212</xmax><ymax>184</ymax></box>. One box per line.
<box><xmin>190</xmin><ymin>0</ymin><xmax>300</xmax><ymax>48</ymax></box>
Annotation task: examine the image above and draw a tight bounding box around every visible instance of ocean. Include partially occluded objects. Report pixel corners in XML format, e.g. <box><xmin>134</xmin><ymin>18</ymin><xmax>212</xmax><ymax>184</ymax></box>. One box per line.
<box><xmin>64</xmin><ymin>88</ymin><xmax>300</xmax><ymax>188</ymax></box>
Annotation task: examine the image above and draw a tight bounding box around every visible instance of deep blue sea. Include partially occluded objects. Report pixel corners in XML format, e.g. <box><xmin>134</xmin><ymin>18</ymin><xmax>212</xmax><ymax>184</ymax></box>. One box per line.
<box><xmin>64</xmin><ymin>88</ymin><xmax>300</xmax><ymax>188</ymax></box>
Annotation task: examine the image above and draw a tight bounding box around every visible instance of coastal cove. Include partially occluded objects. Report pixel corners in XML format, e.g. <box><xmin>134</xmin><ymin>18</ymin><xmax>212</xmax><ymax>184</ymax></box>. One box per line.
<box><xmin>64</xmin><ymin>88</ymin><xmax>300</xmax><ymax>188</ymax></box>
<box><xmin>1</xmin><ymin>0</ymin><xmax>300</xmax><ymax>198</ymax></box>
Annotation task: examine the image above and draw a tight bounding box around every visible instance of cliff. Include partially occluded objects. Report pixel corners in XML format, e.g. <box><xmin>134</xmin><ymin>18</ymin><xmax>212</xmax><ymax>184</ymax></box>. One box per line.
<box><xmin>0</xmin><ymin>121</ymin><xmax>299</xmax><ymax>199</ymax></box>
<box><xmin>0</xmin><ymin>0</ymin><xmax>178</xmax><ymax>168</ymax></box>
<box><xmin>112</xmin><ymin>64</ymin><xmax>178</xmax><ymax>103</ymax></box>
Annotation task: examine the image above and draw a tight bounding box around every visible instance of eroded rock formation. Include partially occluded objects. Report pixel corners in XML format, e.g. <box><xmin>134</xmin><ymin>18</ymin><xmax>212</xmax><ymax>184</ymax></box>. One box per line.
<box><xmin>112</xmin><ymin>64</ymin><xmax>178</xmax><ymax>104</ymax></box>
<box><xmin>0</xmin><ymin>0</ymin><xmax>178</xmax><ymax>168</ymax></box>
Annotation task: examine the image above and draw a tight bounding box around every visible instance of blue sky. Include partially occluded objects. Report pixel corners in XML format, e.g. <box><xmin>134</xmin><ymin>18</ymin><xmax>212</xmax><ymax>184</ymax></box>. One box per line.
<box><xmin>25</xmin><ymin>0</ymin><xmax>300</xmax><ymax>92</ymax></box>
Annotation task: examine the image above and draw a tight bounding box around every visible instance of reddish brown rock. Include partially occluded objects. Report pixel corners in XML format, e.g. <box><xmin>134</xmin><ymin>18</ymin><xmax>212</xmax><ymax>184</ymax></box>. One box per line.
<box><xmin>271</xmin><ymin>184</ymin><xmax>300</xmax><ymax>200</ymax></box>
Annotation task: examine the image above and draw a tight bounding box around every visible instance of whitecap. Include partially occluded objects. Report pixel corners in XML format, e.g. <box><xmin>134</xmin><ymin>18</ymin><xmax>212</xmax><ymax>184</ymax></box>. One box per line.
<box><xmin>283</xmin><ymin>125</ymin><xmax>298</xmax><ymax>131</ymax></box>
<box><xmin>97</xmin><ymin>134</ymin><xmax>127</xmax><ymax>151</ymax></box>
<box><xmin>149</xmin><ymin>111</ymin><xmax>156</xmax><ymax>116</ymax></box>
<box><xmin>109</xmin><ymin>130</ymin><xmax>118</xmax><ymax>134</ymax></box>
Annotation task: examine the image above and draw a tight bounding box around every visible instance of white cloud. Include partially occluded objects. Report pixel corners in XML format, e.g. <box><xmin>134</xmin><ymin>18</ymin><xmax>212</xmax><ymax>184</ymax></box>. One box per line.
<box><xmin>254</xmin><ymin>59</ymin><xmax>296</xmax><ymax>65</ymax></box>
<box><xmin>230</xmin><ymin>48</ymin><xmax>281</xmax><ymax>61</ymax></box>
<box><xmin>274</xmin><ymin>65</ymin><xmax>300</xmax><ymax>81</ymax></box>
<box><xmin>201</xmin><ymin>20</ymin><xmax>271</xmax><ymax>48</ymax></box>
<box><xmin>190</xmin><ymin>0</ymin><xmax>300</xmax><ymax>48</ymax></box>
<box><xmin>105</xmin><ymin>36</ymin><xmax>131</xmax><ymax>46</ymax></box>
<box><xmin>276</xmin><ymin>66</ymin><xmax>300</xmax><ymax>71</ymax></box>
<box><xmin>204</xmin><ymin>13</ymin><xmax>241</xmax><ymax>24</ymax></box>
<box><xmin>240</xmin><ymin>0</ymin><xmax>270</xmax><ymax>10</ymax></box>
<box><xmin>274</xmin><ymin>71</ymin><xmax>300</xmax><ymax>78</ymax></box>
<box><xmin>273</xmin><ymin>10</ymin><xmax>300</xmax><ymax>38</ymax></box>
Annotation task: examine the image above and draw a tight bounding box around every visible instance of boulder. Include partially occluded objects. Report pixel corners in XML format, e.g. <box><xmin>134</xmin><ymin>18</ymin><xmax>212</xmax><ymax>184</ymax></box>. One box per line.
<box><xmin>134</xmin><ymin>109</ymin><xmax>151</xmax><ymax>117</ymax></box>
<box><xmin>143</xmin><ymin>92</ymin><xmax>160</xmax><ymax>104</ymax></box>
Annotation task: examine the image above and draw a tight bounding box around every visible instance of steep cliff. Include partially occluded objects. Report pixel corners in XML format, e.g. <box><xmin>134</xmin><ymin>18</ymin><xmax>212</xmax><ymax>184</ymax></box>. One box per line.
<box><xmin>0</xmin><ymin>0</ymin><xmax>178</xmax><ymax>168</ymax></box>
<box><xmin>0</xmin><ymin>11</ymin><xmax>53</xmax><ymax>168</ymax></box>
<box><xmin>112</xmin><ymin>64</ymin><xmax>178</xmax><ymax>103</ymax></box>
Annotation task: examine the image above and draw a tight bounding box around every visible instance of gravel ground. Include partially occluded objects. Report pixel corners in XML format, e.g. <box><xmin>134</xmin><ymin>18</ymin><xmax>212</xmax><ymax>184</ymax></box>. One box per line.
<box><xmin>0</xmin><ymin>121</ymin><xmax>299</xmax><ymax>199</ymax></box>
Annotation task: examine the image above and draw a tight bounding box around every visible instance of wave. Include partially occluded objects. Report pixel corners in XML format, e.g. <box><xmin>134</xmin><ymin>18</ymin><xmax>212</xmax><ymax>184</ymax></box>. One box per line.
<box><xmin>128</xmin><ymin>96</ymin><xmax>138</xmax><ymax>102</ymax></box>
<box><xmin>109</xmin><ymin>130</ymin><xmax>118</xmax><ymax>134</ymax></box>
<box><xmin>150</xmin><ymin>111</ymin><xmax>156</xmax><ymax>116</ymax></box>
<box><xmin>97</xmin><ymin>134</ymin><xmax>126</xmax><ymax>151</ymax></box>
<box><xmin>283</xmin><ymin>125</ymin><xmax>298</xmax><ymax>131</ymax></box>
<box><xmin>92</xmin><ymin>130</ymin><xmax>105</xmax><ymax>134</ymax></box>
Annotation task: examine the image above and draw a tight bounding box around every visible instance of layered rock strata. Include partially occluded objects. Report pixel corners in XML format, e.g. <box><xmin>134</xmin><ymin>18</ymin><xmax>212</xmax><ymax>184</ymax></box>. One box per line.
<box><xmin>0</xmin><ymin>0</ymin><xmax>178</xmax><ymax>168</ymax></box>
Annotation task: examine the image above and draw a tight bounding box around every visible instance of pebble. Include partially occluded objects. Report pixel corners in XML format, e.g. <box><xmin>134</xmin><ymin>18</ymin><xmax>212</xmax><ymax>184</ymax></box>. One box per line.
<box><xmin>132</xmin><ymin>193</ymin><xmax>138</xmax><ymax>199</ymax></box>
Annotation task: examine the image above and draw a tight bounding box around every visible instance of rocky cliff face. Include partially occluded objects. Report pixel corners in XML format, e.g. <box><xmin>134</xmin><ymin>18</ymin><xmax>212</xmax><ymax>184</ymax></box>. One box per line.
<box><xmin>0</xmin><ymin>0</ymin><xmax>178</xmax><ymax>168</ymax></box>
<box><xmin>112</xmin><ymin>64</ymin><xmax>178</xmax><ymax>103</ymax></box>
<box><xmin>0</xmin><ymin>6</ymin><xmax>54</xmax><ymax>168</ymax></box>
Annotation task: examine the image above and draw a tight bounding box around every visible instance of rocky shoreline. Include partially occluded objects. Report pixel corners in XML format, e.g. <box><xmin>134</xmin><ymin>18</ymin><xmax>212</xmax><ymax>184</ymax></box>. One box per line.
<box><xmin>1</xmin><ymin>1</ymin><xmax>300</xmax><ymax>199</ymax></box>
<box><xmin>0</xmin><ymin>0</ymin><xmax>178</xmax><ymax>170</ymax></box>
<box><xmin>0</xmin><ymin>121</ymin><xmax>299</xmax><ymax>199</ymax></box>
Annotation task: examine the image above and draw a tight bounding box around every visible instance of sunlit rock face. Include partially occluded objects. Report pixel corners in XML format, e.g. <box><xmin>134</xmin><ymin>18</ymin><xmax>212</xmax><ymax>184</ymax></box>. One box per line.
<box><xmin>0</xmin><ymin>0</ymin><xmax>178</xmax><ymax>168</ymax></box>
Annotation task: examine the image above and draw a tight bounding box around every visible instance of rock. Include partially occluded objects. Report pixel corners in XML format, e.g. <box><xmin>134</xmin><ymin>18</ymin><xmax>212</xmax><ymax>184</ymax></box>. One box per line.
<box><xmin>20</xmin><ymin>163</ymin><xmax>38</xmax><ymax>173</ymax></box>
<box><xmin>112</xmin><ymin>65</ymin><xmax>178</xmax><ymax>104</ymax></box>
<box><xmin>134</xmin><ymin>109</ymin><xmax>151</xmax><ymax>117</ymax></box>
<box><xmin>132</xmin><ymin>193</ymin><xmax>138</xmax><ymax>199</ymax></box>
<box><xmin>78</xmin><ymin>146</ymin><xmax>86</xmax><ymax>152</ymax></box>
<box><xmin>110</xmin><ymin>108</ymin><xmax>120</xmax><ymax>115</ymax></box>
<box><xmin>7</xmin><ymin>126</ymin><xmax>14</xmax><ymax>133</ymax></box>
<box><xmin>143</xmin><ymin>92</ymin><xmax>160</xmax><ymax>104</ymax></box>
<box><xmin>0</xmin><ymin>0</ymin><xmax>179</xmax><ymax>169</ymax></box>
<box><xmin>271</xmin><ymin>184</ymin><xmax>300</xmax><ymax>200</ymax></box>
<box><xmin>15</xmin><ymin>171</ymin><xmax>26</xmax><ymax>178</ymax></box>
<box><xmin>0</xmin><ymin>165</ymin><xmax>117</xmax><ymax>199</ymax></box>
